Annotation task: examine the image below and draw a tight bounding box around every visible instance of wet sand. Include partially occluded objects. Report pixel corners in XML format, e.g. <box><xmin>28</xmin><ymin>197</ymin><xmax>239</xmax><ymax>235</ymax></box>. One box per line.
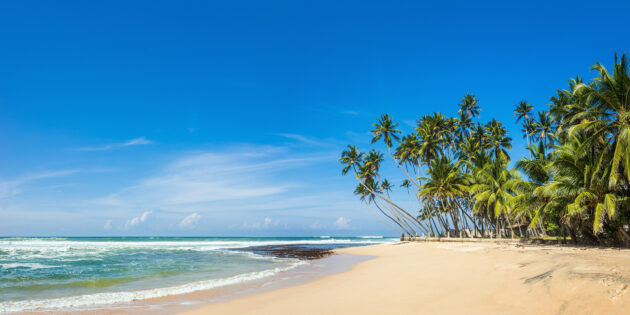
<box><xmin>181</xmin><ymin>242</ymin><xmax>630</xmax><ymax>315</ymax></box>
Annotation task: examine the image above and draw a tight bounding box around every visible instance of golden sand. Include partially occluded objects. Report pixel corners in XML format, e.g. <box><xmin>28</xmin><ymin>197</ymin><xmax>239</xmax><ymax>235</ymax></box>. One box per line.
<box><xmin>180</xmin><ymin>241</ymin><xmax>630</xmax><ymax>315</ymax></box>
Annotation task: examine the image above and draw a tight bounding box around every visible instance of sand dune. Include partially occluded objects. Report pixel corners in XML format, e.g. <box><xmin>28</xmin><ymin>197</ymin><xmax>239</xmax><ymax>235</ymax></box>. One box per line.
<box><xmin>181</xmin><ymin>242</ymin><xmax>630</xmax><ymax>314</ymax></box>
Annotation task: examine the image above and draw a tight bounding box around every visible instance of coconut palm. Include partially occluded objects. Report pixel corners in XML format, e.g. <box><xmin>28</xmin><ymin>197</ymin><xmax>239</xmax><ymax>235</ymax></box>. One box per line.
<box><xmin>533</xmin><ymin>111</ymin><xmax>556</xmax><ymax>155</ymax></box>
<box><xmin>339</xmin><ymin>145</ymin><xmax>364</xmax><ymax>175</ymax></box>
<box><xmin>339</xmin><ymin>53</ymin><xmax>630</xmax><ymax>245</ymax></box>
<box><xmin>458</xmin><ymin>93</ymin><xmax>481</xmax><ymax>118</ymax></box>
<box><xmin>484</xmin><ymin>119</ymin><xmax>512</xmax><ymax>160</ymax></box>
<box><xmin>470</xmin><ymin>157</ymin><xmax>522</xmax><ymax>238</ymax></box>
<box><xmin>372</xmin><ymin>114</ymin><xmax>421</xmax><ymax>188</ymax></box>
<box><xmin>540</xmin><ymin>137</ymin><xmax>627</xmax><ymax>238</ymax></box>
<box><xmin>514</xmin><ymin>100</ymin><xmax>534</xmax><ymax>152</ymax></box>
<box><xmin>418</xmin><ymin>156</ymin><xmax>471</xmax><ymax>234</ymax></box>
<box><xmin>571</xmin><ymin>53</ymin><xmax>630</xmax><ymax>189</ymax></box>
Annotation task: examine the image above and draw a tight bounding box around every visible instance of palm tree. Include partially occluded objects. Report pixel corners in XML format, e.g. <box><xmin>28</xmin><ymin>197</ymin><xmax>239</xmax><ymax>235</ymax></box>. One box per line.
<box><xmin>533</xmin><ymin>111</ymin><xmax>555</xmax><ymax>155</ymax></box>
<box><xmin>415</xmin><ymin>113</ymin><xmax>448</xmax><ymax>163</ymax></box>
<box><xmin>371</xmin><ymin>114</ymin><xmax>421</xmax><ymax>188</ymax></box>
<box><xmin>514</xmin><ymin>100</ymin><xmax>534</xmax><ymax>155</ymax></box>
<box><xmin>513</xmin><ymin>142</ymin><xmax>552</xmax><ymax>238</ymax></box>
<box><xmin>395</xmin><ymin>134</ymin><xmax>422</xmax><ymax>176</ymax></box>
<box><xmin>339</xmin><ymin>145</ymin><xmax>364</xmax><ymax>175</ymax></box>
<box><xmin>571</xmin><ymin>53</ymin><xmax>630</xmax><ymax>189</ymax></box>
<box><xmin>354</xmin><ymin>181</ymin><xmax>408</xmax><ymax>235</ymax></box>
<box><xmin>485</xmin><ymin>119</ymin><xmax>513</xmax><ymax>160</ymax></box>
<box><xmin>457</xmin><ymin>112</ymin><xmax>474</xmax><ymax>140</ymax></box>
<box><xmin>418</xmin><ymin>156</ymin><xmax>471</xmax><ymax>235</ymax></box>
<box><xmin>339</xmin><ymin>53</ymin><xmax>630</xmax><ymax>245</ymax></box>
<box><xmin>370</xmin><ymin>114</ymin><xmax>400</xmax><ymax>148</ymax></box>
<box><xmin>470</xmin><ymin>157</ymin><xmax>522</xmax><ymax>238</ymax></box>
<box><xmin>458</xmin><ymin>93</ymin><xmax>481</xmax><ymax>118</ymax></box>
<box><xmin>539</xmin><ymin>137</ymin><xmax>627</xmax><ymax>239</ymax></box>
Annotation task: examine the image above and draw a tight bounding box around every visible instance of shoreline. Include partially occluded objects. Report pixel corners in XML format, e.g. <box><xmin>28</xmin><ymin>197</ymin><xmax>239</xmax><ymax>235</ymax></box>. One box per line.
<box><xmin>2</xmin><ymin>237</ymin><xmax>388</xmax><ymax>314</ymax></box>
<box><xmin>180</xmin><ymin>241</ymin><xmax>630</xmax><ymax>315</ymax></box>
<box><xmin>11</xmin><ymin>250</ymin><xmax>371</xmax><ymax>314</ymax></box>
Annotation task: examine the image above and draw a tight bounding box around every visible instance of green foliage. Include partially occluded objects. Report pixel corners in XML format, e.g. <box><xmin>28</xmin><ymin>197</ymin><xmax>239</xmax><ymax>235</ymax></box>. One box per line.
<box><xmin>340</xmin><ymin>53</ymin><xmax>630</xmax><ymax>246</ymax></box>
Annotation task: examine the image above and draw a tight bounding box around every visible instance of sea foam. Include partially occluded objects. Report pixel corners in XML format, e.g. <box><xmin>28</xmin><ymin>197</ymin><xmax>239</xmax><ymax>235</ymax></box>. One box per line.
<box><xmin>0</xmin><ymin>261</ymin><xmax>306</xmax><ymax>313</ymax></box>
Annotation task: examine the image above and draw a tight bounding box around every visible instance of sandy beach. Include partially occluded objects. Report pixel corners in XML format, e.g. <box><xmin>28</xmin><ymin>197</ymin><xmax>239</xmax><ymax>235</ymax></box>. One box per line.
<box><xmin>181</xmin><ymin>241</ymin><xmax>630</xmax><ymax>315</ymax></box>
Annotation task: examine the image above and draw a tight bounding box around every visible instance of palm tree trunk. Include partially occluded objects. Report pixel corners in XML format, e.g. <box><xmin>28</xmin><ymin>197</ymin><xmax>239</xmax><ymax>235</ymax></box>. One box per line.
<box><xmin>456</xmin><ymin>202</ymin><xmax>480</xmax><ymax>237</ymax></box>
<box><xmin>375</xmin><ymin>200</ymin><xmax>411</xmax><ymax>236</ymax></box>
<box><xmin>368</xmin><ymin>204</ymin><xmax>403</xmax><ymax>235</ymax></box>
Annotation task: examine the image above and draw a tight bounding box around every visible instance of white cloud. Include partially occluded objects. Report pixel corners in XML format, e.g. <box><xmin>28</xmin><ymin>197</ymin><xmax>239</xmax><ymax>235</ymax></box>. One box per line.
<box><xmin>103</xmin><ymin>220</ymin><xmax>112</xmax><ymax>231</ymax></box>
<box><xmin>310</xmin><ymin>221</ymin><xmax>324</xmax><ymax>230</ymax></box>
<box><xmin>276</xmin><ymin>134</ymin><xmax>329</xmax><ymax>147</ymax></box>
<box><xmin>240</xmin><ymin>217</ymin><xmax>281</xmax><ymax>230</ymax></box>
<box><xmin>0</xmin><ymin>170</ymin><xmax>77</xmax><ymax>199</ymax></box>
<box><xmin>78</xmin><ymin>137</ymin><xmax>153</xmax><ymax>151</ymax></box>
<box><xmin>179</xmin><ymin>212</ymin><xmax>201</xmax><ymax>229</ymax></box>
<box><xmin>333</xmin><ymin>216</ymin><xmax>351</xmax><ymax>229</ymax></box>
<box><xmin>94</xmin><ymin>147</ymin><xmax>327</xmax><ymax>209</ymax></box>
<box><xmin>124</xmin><ymin>211</ymin><xmax>152</xmax><ymax>230</ymax></box>
<box><xmin>263</xmin><ymin>217</ymin><xmax>273</xmax><ymax>227</ymax></box>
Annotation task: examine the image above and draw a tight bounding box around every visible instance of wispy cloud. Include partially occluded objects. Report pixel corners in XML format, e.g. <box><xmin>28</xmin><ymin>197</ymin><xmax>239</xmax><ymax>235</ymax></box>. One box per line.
<box><xmin>276</xmin><ymin>133</ymin><xmax>330</xmax><ymax>147</ymax></box>
<box><xmin>0</xmin><ymin>170</ymin><xmax>78</xmax><ymax>198</ymax></box>
<box><xmin>309</xmin><ymin>221</ymin><xmax>324</xmax><ymax>230</ymax></box>
<box><xmin>333</xmin><ymin>216</ymin><xmax>351</xmax><ymax>229</ymax></box>
<box><xmin>179</xmin><ymin>212</ymin><xmax>201</xmax><ymax>229</ymax></box>
<box><xmin>94</xmin><ymin>146</ymin><xmax>327</xmax><ymax>210</ymax></box>
<box><xmin>240</xmin><ymin>217</ymin><xmax>286</xmax><ymax>230</ymax></box>
<box><xmin>124</xmin><ymin>211</ymin><xmax>152</xmax><ymax>230</ymax></box>
<box><xmin>78</xmin><ymin>137</ymin><xmax>153</xmax><ymax>151</ymax></box>
<box><xmin>103</xmin><ymin>220</ymin><xmax>112</xmax><ymax>231</ymax></box>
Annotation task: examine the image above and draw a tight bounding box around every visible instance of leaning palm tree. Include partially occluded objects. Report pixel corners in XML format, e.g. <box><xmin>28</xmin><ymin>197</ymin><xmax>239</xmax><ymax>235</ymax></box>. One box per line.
<box><xmin>339</xmin><ymin>145</ymin><xmax>364</xmax><ymax>175</ymax></box>
<box><xmin>371</xmin><ymin>114</ymin><xmax>421</xmax><ymax>188</ymax></box>
<box><xmin>354</xmin><ymin>181</ymin><xmax>408</xmax><ymax>235</ymax></box>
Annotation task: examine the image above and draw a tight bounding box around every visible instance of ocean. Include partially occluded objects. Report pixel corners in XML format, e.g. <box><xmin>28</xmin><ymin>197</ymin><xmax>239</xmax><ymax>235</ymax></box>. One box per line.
<box><xmin>0</xmin><ymin>236</ymin><xmax>394</xmax><ymax>313</ymax></box>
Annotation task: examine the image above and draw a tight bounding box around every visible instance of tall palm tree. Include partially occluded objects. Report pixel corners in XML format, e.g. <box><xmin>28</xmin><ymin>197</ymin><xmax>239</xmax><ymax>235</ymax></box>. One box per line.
<box><xmin>339</xmin><ymin>145</ymin><xmax>364</xmax><ymax>175</ymax></box>
<box><xmin>458</xmin><ymin>93</ymin><xmax>481</xmax><ymax>118</ymax></box>
<box><xmin>457</xmin><ymin>112</ymin><xmax>474</xmax><ymax>140</ymax></box>
<box><xmin>371</xmin><ymin>114</ymin><xmax>421</xmax><ymax>188</ymax></box>
<box><xmin>485</xmin><ymin>119</ymin><xmax>513</xmax><ymax>160</ymax></box>
<box><xmin>395</xmin><ymin>134</ymin><xmax>421</xmax><ymax>176</ymax></box>
<box><xmin>370</xmin><ymin>114</ymin><xmax>401</xmax><ymax>148</ymax></box>
<box><xmin>514</xmin><ymin>100</ymin><xmax>534</xmax><ymax>154</ymax></box>
<box><xmin>533</xmin><ymin>111</ymin><xmax>555</xmax><ymax>155</ymax></box>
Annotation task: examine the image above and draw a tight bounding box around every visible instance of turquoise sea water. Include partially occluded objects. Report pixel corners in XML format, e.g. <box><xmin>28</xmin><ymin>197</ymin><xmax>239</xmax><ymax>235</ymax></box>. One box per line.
<box><xmin>0</xmin><ymin>236</ymin><xmax>394</xmax><ymax>312</ymax></box>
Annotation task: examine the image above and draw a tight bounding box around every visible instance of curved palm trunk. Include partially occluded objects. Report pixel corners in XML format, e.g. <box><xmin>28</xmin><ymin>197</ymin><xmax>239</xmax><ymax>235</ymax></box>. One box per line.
<box><xmin>382</xmin><ymin>202</ymin><xmax>416</xmax><ymax>236</ymax></box>
<box><xmin>374</xmin><ymin>200</ymin><xmax>411</xmax><ymax>235</ymax></box>
<box><xmin>455</xmin><ymin>201</ymin><xmax>481</xmax><ymax>237</ymax></box>
<box><xmin>369</xmin><ymin>204</ymin><xmax>403</xmax><ymax>235</ymax></box>
<box><xmin>352</xmin><ymin>166</ymin><xmax>429</xmax><ymax>235</ymax></box>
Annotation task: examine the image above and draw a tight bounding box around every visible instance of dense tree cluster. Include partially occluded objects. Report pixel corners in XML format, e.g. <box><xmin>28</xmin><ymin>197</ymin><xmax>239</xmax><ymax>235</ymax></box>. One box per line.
<box><xmin>340</xmin><ymin>53</ymin><xmax>630</xmax><ymax>246</ymax></box>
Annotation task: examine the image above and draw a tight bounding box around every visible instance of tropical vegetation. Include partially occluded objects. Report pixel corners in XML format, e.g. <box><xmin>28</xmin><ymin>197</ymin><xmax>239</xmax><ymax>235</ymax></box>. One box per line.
<box><xmin>339</xmin><ymin>53</ymin><xmax>630</xmax><ymax>246</ymax></box>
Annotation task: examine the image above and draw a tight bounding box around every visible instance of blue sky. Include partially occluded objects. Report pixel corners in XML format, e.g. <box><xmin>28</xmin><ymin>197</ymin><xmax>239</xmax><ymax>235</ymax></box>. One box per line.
<box><xmin>0</xmin><ymin>0</ymin><xmax>627</xmax><ymax>236</ymax></box>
